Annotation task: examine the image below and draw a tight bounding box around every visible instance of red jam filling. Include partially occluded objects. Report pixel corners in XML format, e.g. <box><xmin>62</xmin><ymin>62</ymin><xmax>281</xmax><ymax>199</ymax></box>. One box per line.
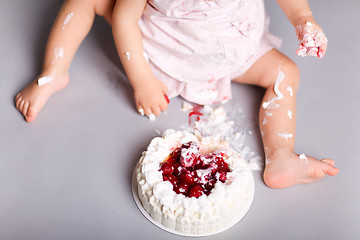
<box><xmin>188</xmin><ymin>104</ymin><xmax>203</xmax><ymax>125</ymax></box>
<box><xmin>159</xmin><ymin>141</ymin><xmax>230</xmax><ymax>198</ymax></box>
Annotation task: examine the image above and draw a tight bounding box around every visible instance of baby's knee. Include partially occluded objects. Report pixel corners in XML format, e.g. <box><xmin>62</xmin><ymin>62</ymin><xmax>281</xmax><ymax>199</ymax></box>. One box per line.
<box><xmin>93</xmin><ymin>0</ymin><xmax>116</xmax><ymax>21</ymax></box>
<box><xmin>279</xmin><ymin>58</ymin><xmax>300</xmax><ymax>91</ymax></box>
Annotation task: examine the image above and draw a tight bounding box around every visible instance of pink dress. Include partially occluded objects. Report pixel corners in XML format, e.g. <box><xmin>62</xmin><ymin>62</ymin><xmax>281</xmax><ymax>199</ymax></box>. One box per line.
<box><xmin>139</xmin><ymin>0</ymin><xmax>282</xmax><ymax>105</ymax></box>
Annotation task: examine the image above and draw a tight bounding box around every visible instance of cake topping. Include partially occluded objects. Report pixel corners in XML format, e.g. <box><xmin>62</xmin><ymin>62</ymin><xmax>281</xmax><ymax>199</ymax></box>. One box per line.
<box><xmin>135</xmin><ymin>129</ymin><xmax>255</xmax><ymax>235</ymax></box>
<box><xmin>180</xmin><ymin>141</ymin><xmax>199</xmax><ymax>167</ymax></box>
<box><xmin>159</xmin><ymin>141</ymin><xmax>230</xmax><ymax>198</ymax></box>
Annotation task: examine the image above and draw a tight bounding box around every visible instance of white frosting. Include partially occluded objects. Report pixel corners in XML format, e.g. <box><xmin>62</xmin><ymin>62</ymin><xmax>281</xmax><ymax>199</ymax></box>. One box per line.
<box><xmin>148</xmin><ymin>114</ymin><xmax>156</xmax><ymax>121</ymax></box>
<box><xmin>265</xmin><ymin>111</ymin><xmax>273</xmax><ymax>117</ymax></box>
<box><xmin>125</xmin><ymin>51</ymin><xmax>131</xmax><ymax>61</ymax></box>
<box><xmin>181</xmin><ymin>102</ymin><xmax>194</xmax><ymax>112</ymax></box>
<box><xmin>143</xmin><ymin>51</ymin><xmax>149</xmax><ymax>62</ymax></box>
<box><xmin>184</xmin><ymin>105</ymin><xmax>262</xmax><ymax>171</ymax></box>
<box><xmin>286</xmin><ymin>86</ymin><xmax>293</xmax><ymax>97</ymax></box>
<box><xmin>37</xmin><ymin>76</ymin><xmax>52</xmax><ymax>86</ymax></box>
<box><xmin>277</xmin><ymin>132</ymin><xmax>293</xmax><ymax>141</ymax></box>
<box><xmin>62</xmin><ymin>12</ymin><xmax>74</xmax><ymax>30</ymax></box>
<box><xmin>136</xmin><ymin>129</ymin><xmax>253</xmax><ymax>235</ymax></box>
<box><xmin>299</xmin><ymin>153</ymin><xmax>308</xmax><ymax>164</ymax></box>
<box><xmin>262</xmin><ymin>70</ymin><xmax>284</xmax><ymax>110</ymax></box>
<box><xmin>54</xmin><ymin>48</ymin><xmax>64</xmax><ymax>59</ymax></box>
<box><xmin>196</xmin><ymin>169</ymin><xmax>212</xmax><ymax>184</ymax></box>
<box><xmin>138</xmin><ymin>108</ymin><xmax>145</xmax><ymax>116</ymax></box>
<box><xmin>296</xmin><ymin>22</ymin><xmax>328</xmax><ymax>58</ymax></box>
<box><xmin>63</xmin><ymin>12</ymin><xmax>74</xmax><ymax>25</ymax></box>
<box><xmin>287</xmin><ymin>110</ymin><xmax>293</xmax><ymax>119</ymax></box>
<box><xmin>180</xmin><ymin>142</ymin><xmax>198</xmax><ymax>167</ymax></box>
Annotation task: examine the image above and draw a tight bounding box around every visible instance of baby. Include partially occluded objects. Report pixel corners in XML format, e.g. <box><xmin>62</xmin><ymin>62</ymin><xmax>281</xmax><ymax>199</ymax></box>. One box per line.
<box><xmin>15</xmin><ymin>0</ymin><xmax>339</xmax><ymax>188</ymax></box>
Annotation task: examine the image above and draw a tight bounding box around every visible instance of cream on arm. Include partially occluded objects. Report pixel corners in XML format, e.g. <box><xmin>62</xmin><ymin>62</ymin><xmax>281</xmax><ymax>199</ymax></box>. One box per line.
<box><xmin>276</xmin><ymin>0</ymin><xmax>327</xmax><ymax>58</ymax></box>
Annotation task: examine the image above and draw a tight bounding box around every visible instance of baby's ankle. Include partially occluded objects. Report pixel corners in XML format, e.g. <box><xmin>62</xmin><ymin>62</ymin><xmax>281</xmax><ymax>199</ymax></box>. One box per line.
<box><xmin>265</xmin><ymin>147</ymin><xmax>294</xmax><ymax>160</ymax></box>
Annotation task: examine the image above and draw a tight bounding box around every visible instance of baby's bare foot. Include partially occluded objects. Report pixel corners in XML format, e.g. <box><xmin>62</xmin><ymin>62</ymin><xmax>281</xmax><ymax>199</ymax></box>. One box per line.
<box><xmin>263</xmin><ymin>150</ymin><xmax>339</xmax><ymax>188</ymax></box>
<box><xmin>15</xmin><ymin>72</ymin><xmax>69</xmax><ymax>122</ymax></box>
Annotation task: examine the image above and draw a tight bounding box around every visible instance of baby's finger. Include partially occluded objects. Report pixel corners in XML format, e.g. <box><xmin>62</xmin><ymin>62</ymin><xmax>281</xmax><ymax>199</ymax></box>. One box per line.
<box><xmin>144</xmin><ymin>107</ymin><xmax>153</xmax><ymax>117</ymax></box>
<box><xmin>144</xmin><ymin>108</ymin><xmax>156</xmax><ymax>121</ymax></box>
<box><xmin>137</xmin><ymin>104</ymin><xmax>152</xmax><ymax>117</ymax></box>
<box><xmin>307</xmin><ymin>47</ymin><xmax>318</xmax><ymax>57</ymax></box>
<box><xmin>318</xmin><ymin>46</ymin><xmax>326</xmax><ymax>59</ymax></box>
<box><xmin>318</xmin><ymin>40</ymin><xmax>327</xmax><ymax>58</ymax></box>
<box><xmin>151</xmin><ymin>105</ymin><xmax>162</xmax><ymax>117</ymax></box>
<box><xmin>159</xmin><ymin>102</ymin><xmax>169</xmax><ymax>112</ymax></box>
<box><xmin>160</xmin><ymin>95</ymin><xmax>169</xmax><ymax>112</ymax></box>
<box><xmin>160</xmin><ymin>102</ymin><xmax>168</xmax><ymax>113</ymax></box>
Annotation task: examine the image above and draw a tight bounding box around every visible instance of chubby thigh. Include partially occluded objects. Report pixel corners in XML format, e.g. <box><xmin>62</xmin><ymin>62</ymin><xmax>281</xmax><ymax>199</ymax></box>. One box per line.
<box><xmin>232</xmin><ymin>49</ymin><xmax>300</xmax><ymax>90</ymax></box>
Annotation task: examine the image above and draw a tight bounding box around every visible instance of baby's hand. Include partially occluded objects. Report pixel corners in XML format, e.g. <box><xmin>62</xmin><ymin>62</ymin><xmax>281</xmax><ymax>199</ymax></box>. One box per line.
<box><xmin>134</xmin><ymin>77</ymin><xmax>169</xmax><ymax>121</ymax></box>
<box><xmin>296</xmin><ymin>21</ymin><xmax>327</xmax><ymax>58</ymax></box>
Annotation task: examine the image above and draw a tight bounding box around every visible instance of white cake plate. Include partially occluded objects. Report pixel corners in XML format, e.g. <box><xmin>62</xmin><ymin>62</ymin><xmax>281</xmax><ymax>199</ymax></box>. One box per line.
<box><xmin>132</xmin><ymin>165</ymin><xmax>255</xmax><ymax>237</ymax></box>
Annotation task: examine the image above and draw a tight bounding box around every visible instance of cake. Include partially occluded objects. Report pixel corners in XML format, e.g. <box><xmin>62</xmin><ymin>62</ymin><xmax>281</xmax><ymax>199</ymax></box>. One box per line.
<box><xmin>133</xmin><ymin>129</ymin><xmax>254</xmax><ymax>235</ymax></box>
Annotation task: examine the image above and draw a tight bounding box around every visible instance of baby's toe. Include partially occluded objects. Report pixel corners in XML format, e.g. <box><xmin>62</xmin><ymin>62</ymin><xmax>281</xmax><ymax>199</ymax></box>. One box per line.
<box><xmin>25</xmin><ymin>108</ymin><xmax>37</xmax><ymax>122</ymax></box>
<box><xmin>321</xmin><ymin>159</ymin><xmax>335</xmax><ymax>166</ymax></box>
<box><xmin>15</xmin><ymin>95</ymin><xmax>23</xmax><ymax>110</ymax></box>
<box><xmin>151</xmin><ymin>106</ymin><xmax>162</xmax><ymax>116</ymax></box>
<box><xmin>18</xmin><ymin>99</ymin><xmax>25</xmax><ymax>113</ymax></box>
<box><xmin>320</xmin><ymin>160</ymin><xmax>339</xmax><ymax>176</ymax></box>
<box><xmin>22</xmin><ymin>101</ymin><xmax>30</xmax><ymax>117</ymax></box>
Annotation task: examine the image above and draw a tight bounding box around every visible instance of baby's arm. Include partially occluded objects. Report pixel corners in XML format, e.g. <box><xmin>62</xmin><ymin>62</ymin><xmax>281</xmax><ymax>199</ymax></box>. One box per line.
<box><xmin>112</xmin><ymin>0</ymin><xmax>168</xmax><ymax>118</ymax></box>
<box><xmin>276</xmin><ymin>0</ymin><xmax>327</xmax><ymax>58</ymax></box>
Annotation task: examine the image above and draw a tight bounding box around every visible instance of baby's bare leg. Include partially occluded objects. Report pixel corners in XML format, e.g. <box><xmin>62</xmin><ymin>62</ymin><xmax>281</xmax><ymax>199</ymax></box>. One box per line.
<box><xmin>233</xmin><ymin>49</ymin><xmax>339</xmax><ymax>188</ymax></box>
<box><xmin>15</xmin><ymin>0</ymin><xmax>115</xmax><ymax>122</ymax></box>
